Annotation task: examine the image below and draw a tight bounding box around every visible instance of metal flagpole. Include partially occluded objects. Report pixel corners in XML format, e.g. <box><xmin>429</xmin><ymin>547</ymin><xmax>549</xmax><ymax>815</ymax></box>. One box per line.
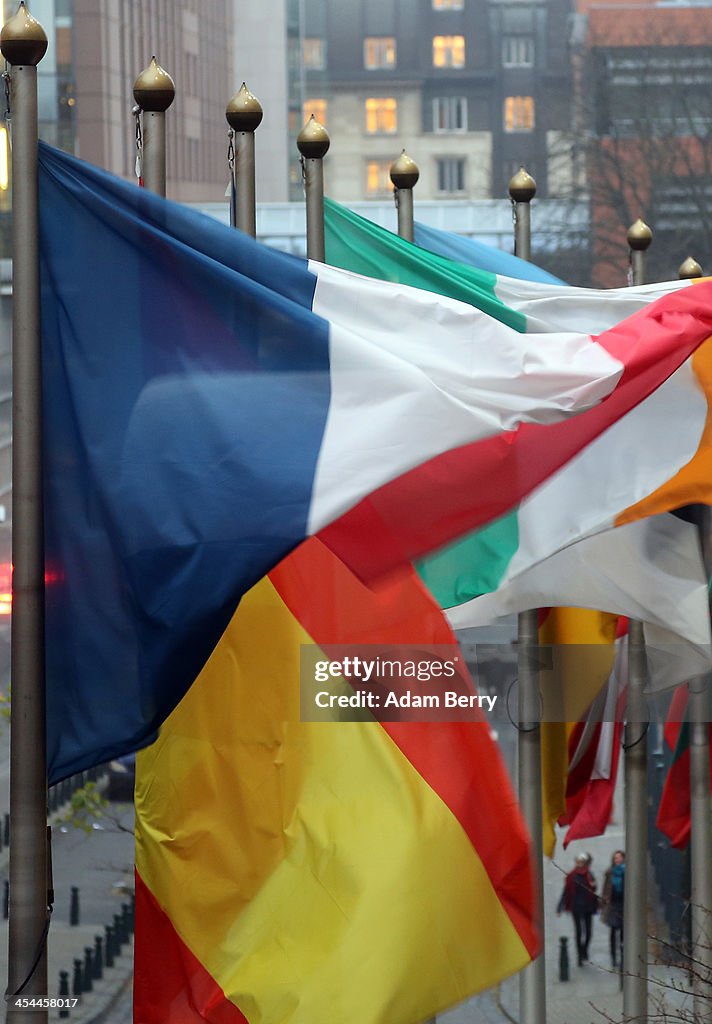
<box><xmin>623</xmin><ymin>217</ymin><xmax>653</xmax><ymax>1024</ymax></box>
<box><xmin>509</xmin><ymin>167</ymin><xmax>546</xmax><ymax>1024</ymax></box>
<box><xmin>132</xmin><ymin>56</ymin><xmax>175</xmax><ymax>198</ymax></box>
<box><xmin>390</xmin><ymin>150</ymin><xmax>419</xmax><ymax>243</ymax></box>
<box><xmin>674</xmin><ymin>256</ymin><xmax>712</xmax><ymax>1013</ymax></box>
<box><xmin>389</xmin><ymin>148</ymin><xmax>437</xmax><ymax>1024</ymax></box>
<box><xmin>509</xmin><ymin>167</ymin><xmax>535</xmax><ymax>262</ymax></box>
<box><xmin>689</xmin><ymin>669</ymin><xmax>712</xmax><ymax>1012</ymax></box>
<box><xmin>226</xmin><ymin>83</ymin><xmax>262</xmax><ymax>238</ymax></box>
<box><xmin>297</xmin><ymin>115</ymin><xmax>329</xmax><ymax>263</ymax></box>
<box><xmin>0</xmin><ymin>4</ymin><xmax>49</xmax><ymax>1021</ymax></box>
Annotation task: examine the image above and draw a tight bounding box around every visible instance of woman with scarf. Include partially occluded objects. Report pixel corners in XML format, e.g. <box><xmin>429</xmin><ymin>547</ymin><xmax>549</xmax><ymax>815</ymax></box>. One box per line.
<box><xmin>601</xmin><ymin>850</ymin><xmax>626</xmax><ymax>968</ymax></box>
<box><xmin>557</xmin><ymin>854</ymin><xmax>598</xmax><ymax>966</ymax></box>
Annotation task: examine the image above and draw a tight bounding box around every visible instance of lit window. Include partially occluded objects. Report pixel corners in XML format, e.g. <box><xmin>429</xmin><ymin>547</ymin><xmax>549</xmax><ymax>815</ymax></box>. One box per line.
<box><xmin>437</xmin><ymin>158</ymin><xmax>465</xmax><ymax>193</ymax></box>
<box><xmin>366</xmin><ymin>160</ymin><xmax>393</xmax><ymax>196</ymax></box>
<box><xmin>433</xmin><ymin>35</ymin><xmax>465</xmax><ymax>68</ymax></box>
<box><xmin>303</xmin><ymin>38</ymin><xmax>326</xmax><ymax>70</ymax></box>
<box><xmin>303</xmin><ymin>98</ymin><xmax>327</xmax><ymax>126</ymax></box>
<box><xmin>504</xmin><ymin>96</ymin><xmax>535</xmax><ymax>133</ymax></box>
<box><xmin>364</xmin><ymin>37</ymin><xmax>396</xmax><ymax>70</ymax></box>
<box><xmin>432</xmin><ymin>96</ymin><xmax>467</xmax><ymax>132</ymax></box>
<box><xmin>502</xmin><ymin>36</ymin><xmax>534</xmax><ymax>68</ymax></box>
<box><xmin>365</xmin><ymin>97</ymin><xmax>397</xmax><ymax>134</ymax></box>
<box><xmin>433</xmin><ymin>0</ymin><xmax>464</xmax><ymax>9</ymax></box>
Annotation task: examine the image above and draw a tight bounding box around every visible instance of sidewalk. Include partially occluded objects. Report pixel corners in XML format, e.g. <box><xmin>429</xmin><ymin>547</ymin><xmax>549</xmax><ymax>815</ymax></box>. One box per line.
<box><xmin>0</xmin><ymin>792</ymin><xmax>135</xmax><ymax>1024</ymax></box>
<box><xmin>441</xmin><ymin>824</ymin><xmax>695</xmax><ymax>1024</ymax></box>
<box><xmin>0</xmin><ymin>901</ymin><xmax>134</xmax><ymax>1024</ymax></box>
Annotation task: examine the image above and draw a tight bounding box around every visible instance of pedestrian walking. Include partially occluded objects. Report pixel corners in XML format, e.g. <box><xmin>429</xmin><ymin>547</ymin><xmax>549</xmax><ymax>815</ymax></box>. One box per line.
<box><xmin>557</xmin><ymin>854</ymin><xmax>598</xmax><ymax>966</ymax></box>
<box><xmin>600</xmin><ymin>849</ymin><xmax>625</xmax><ymax>969</ymax></box>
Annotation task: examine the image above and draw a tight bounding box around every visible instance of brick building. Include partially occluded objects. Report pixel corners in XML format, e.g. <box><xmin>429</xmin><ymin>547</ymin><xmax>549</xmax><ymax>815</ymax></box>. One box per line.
<box><xmin>577</xmin><ymin>0</ymin><xmax>712</xmax><ymax>284</ymax></box>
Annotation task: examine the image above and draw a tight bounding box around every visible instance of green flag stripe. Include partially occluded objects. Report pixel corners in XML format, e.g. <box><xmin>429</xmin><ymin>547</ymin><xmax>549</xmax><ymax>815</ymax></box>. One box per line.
<box><xmin>324</xmin><ymin>197</ymin><xmax>527</xmax><ymax>603</ymax></box>
<box><xmin>324</xmin><ymin>198</ymin><xmax>527</xmax><ymax>333</ymax></box>
<box><xmin>415</xmin><ymin>510</ymin><xmax>519</xmax><ymax>607</ymax></box>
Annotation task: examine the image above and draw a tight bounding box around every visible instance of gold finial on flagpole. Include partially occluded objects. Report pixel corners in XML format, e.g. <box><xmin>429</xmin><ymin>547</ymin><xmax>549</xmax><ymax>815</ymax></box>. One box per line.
<box><xmin>133</xmin><ymin>56</ymin><xmax>175</xmax><ymax>112</ymax></box>
<box><xmin>626</xmin><ymin>218</ymin><xmax>652</xmax><ymax>252</ymax></box>
<box><xmin>297</xmin><ymin>115</ymin><xmax>330</xmax><ymax>159</ymax></box>
<box><xmin>390</xmin><ymin>150</ymin><xmax>419</xmax><ymax>190</ymax></box>
<box><xmin>508</xmin><ymin>166</ymin><xmax>536</xmax><ymax>203</ymax></box>
<box><xmin>226</xmin><ymin>82</ymin><xmax>263</xmax><ymax>132</ymax></box>
<box><xmin>678</xmin><ymin>256</ymin><xmax>703</xmax><ymax>279</ymax></box>
<box><xmin>0</xmin><ymin>1</ymin><xmax>48</xmax><ymax>65</ymax></box>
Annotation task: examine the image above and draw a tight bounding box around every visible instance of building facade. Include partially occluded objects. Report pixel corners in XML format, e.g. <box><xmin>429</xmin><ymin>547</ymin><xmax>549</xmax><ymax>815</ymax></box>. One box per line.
<box><xmin>3</xmin><ymin>0</ymin><xmax>234</xmax><ymax>203</ymax></box>
<box><xmin>300</xmin><ymin>0</ymin><xmax>575</xmax><ymax>202</ymax></box>
<box><xmin>577</xmin><ymin>0</ymin><xmax>712</xmax><ymax>284</ymax></box>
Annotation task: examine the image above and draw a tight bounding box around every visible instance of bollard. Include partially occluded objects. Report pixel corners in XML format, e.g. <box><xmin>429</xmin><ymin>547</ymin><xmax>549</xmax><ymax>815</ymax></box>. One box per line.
<box><xmin>3</xmin><ymin>811</ymin><xmax>8</xmax><ymax>846</ymax></box>
<box><xmin>70</xmin><ymin>884</ymin><xmax>80</xmax><ymax>925</ymax></box>
<box><xmin>559</xmin><ymin>936</ymin><xmax>570</xmax><ymax>982</ymax></box>
<box><xmin>113</xmin><ymin>912</ymin><xmax>124</xmax><ymax>951</ymax></box>
<box><xmin>93</xmin><ymin>934</ymin><xmax>103</xmax><ymax>980</ymax></box>
<box><xmin>83</xmin><ymin>947</ymin><xmax>94</xmax><ymax>992</ymax></box>
<box><xmin>104</xmin><ymin>924</ymin><xmax>114</xmax><ymax>968</ymax></box>
<box><xmin>72</xmin><ymin>957</ymin><xmax>83</xmax><ymax>997</ymax></box>
<box><xmin>121</xmin><ymin>901</ymin><xmax>131</xmax><ymax>940</ymax></box>
<box><xmin>58</xmin><ymin>969</ymin><xmax>70</xmax><ymax>1019</ymax></box>
<box><xmin>3</xmin><ymin>879</ymin><xmax>8</xmax><ymax>919</ymax></box>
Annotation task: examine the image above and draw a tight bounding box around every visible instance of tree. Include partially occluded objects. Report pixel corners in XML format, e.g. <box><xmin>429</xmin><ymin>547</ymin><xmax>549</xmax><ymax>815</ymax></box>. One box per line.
<box><xmin>540</xmin><ymin>7</ymin><xmax>712</xmax><ymax>287</ymax></box>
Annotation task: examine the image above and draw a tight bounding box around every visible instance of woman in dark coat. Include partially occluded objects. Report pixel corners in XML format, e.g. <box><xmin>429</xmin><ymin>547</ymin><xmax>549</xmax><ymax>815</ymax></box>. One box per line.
<box><xmin>558</xmin><ymin>854</ymin><xmax>598</xmax><ymax>966</ymax></box>
<box><xmin>601</xmin><ymin>850</ymin><xmax>625</xmax><ymax>968</ymax></box>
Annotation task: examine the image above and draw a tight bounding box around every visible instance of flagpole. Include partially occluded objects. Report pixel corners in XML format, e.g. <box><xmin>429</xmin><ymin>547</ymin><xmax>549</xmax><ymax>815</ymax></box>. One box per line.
<box><xmin>226</xmin><ymin>83</ymin><xmax>262</xmax><ymax>238</ymax></box>
<box><xmin>132</xmin><ymin>56</ymin><xmax>175</xmax><ymax>198</ymax></box>
<box><xmin>688</xmin><ymin>669</ymin><xmax>712</xmax><ymax>1011</ymax></box>
<box><xmin>0</xmin><ymin>4</ymin><xmax>49</xmax><ymax>1021</ymax></box>
<box><xmin>509</xmin><ymin>167</ymin><xmax>535</xmax><ymax>262</ymax></box>
<box><xmin>675</xmin><ymin>252</ymin><xmax>712</xmax><ymax>1014</ymax></box>
<box><xmin>509</xmin><ymin>167</ymin><xmax>546</xmax><ymax>1024</ymax></box>
<box><xmin>389</xmin><ymin>149</ymin><xmax>439</xmax><ymax>1024</ymax></box>
<box><xmin>623</xmin><ymin>217</ymin><xmax>653</xmax><ymax>1024</ymax></box>
<box><xmin>297</xmin><ymin>116</ymin><xmax>329</xmax><ymax>262</ymax></box>
<box><xmin>390</xmin><ymin>150</ymin><xmax>419</xmax><ymax>243</ymax></box>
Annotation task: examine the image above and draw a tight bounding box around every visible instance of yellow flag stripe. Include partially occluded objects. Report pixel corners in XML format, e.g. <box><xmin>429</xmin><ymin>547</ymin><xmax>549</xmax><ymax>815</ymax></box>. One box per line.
<box><xmin>136</xmin><ymin>576</ymin><xmax>531</xmax><ymax>1023</ymax></box>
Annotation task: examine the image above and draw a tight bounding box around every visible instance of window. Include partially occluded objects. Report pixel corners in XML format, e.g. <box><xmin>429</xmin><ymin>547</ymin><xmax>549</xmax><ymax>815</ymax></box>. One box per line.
<box><xmin>432</xmin><ymin>96</ymin><xmax>467</xmax><ymax>132</ymax></box>
<box><xmin>433</xmin><ymin>35</ymin><xmax>465</xmax><ymax>68</ymax></box>
<box><xmin>502</xmin><ymin>35</ymin><xmax>534</xmax><ymax>68</ymax></box>
<box><xmin>365</xmin><ymin>97</ymin><xmax>397</xmax><ymax>134</ymax></box>
<box><xmin>433</xmin><ymin>0</ymin><xmax>464</xmax><ymax>8</ymax></box>
<box><xmin>504</xmin><ymin>96</ymin><xmax>535</xmax><ymax>132</ymax></box>
<box><xmin>364</xmin><ymin>37</ymin><xmax>396</xmax><ymax>70</ymax></box>
<box><xmin>366</xmin><ymin>160</ymin><xmax>393</xmax><ymax>196</ymax></box>
<box><xmin>303</xmin><ymin>98</ymin><xmax>327</xmax><ymax>126</ymax></box>
<box><xmin>437</xmin><ymin>158</ymin><xmax>465</xmax><ymax>193</ymax></box>
<box><xmin>303</xmin><ymin>38</ymin><xmax>326</xmax><ymax>70</ymax></box>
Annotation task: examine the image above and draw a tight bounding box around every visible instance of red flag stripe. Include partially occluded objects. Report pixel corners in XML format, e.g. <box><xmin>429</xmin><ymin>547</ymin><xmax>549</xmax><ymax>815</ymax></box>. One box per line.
<box><xmin>134</xmin><ymin>871</ymin><xmax>249</xmax><ymax>1024</ymax></box>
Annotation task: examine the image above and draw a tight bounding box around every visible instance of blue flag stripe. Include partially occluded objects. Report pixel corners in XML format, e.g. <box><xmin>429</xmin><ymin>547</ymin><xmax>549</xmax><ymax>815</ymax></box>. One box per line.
<box><xmin>40</xmin><ymin>144</ymin><xmax>330</xmax><ymax>781</ymax></box>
